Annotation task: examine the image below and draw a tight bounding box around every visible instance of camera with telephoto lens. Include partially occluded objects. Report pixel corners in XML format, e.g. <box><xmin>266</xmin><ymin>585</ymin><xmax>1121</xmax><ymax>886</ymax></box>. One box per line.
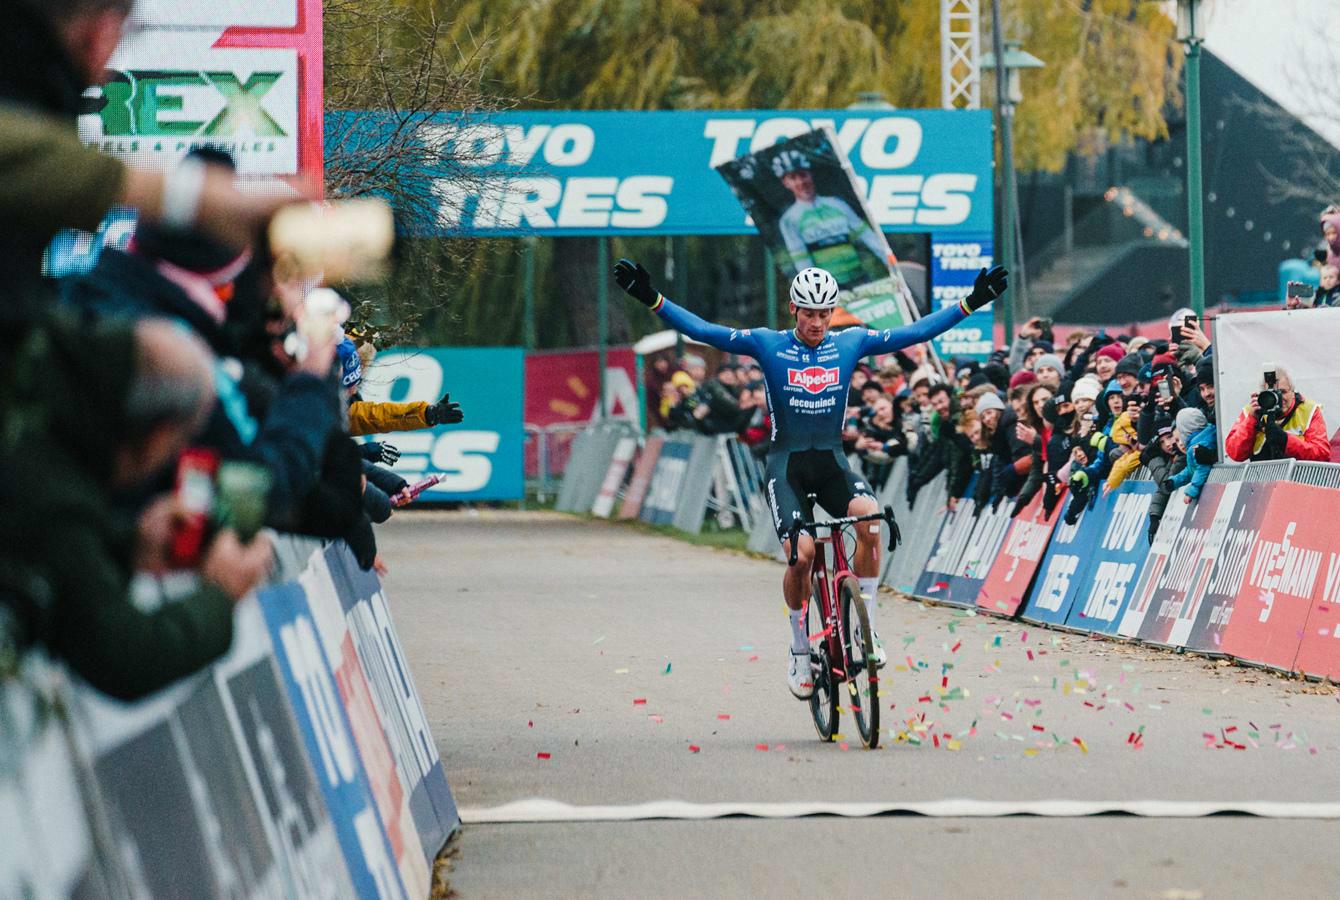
<box><xmin>1258</xmin><ymin>370</ymin><xmax>1283</xmax><ymax>419</ymax></box>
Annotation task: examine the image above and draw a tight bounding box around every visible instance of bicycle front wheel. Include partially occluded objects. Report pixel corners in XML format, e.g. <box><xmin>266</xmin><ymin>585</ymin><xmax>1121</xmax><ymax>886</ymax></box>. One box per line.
<box><xmin>805</xmin><ymin>586</ymin><xmax>838</xmax><ymax>742</ymax></box>
<box><xmin>839</xmin><ymin>576</ymin><xmax>880</xmax><ymax>749</ymax></box>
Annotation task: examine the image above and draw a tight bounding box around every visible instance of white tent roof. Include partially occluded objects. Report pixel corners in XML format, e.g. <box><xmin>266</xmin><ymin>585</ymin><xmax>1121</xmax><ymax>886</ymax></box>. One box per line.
<box><xmin>632</xmin><ymin>329</ymin><xmax>709</xmax><ymax>356</ymax></box>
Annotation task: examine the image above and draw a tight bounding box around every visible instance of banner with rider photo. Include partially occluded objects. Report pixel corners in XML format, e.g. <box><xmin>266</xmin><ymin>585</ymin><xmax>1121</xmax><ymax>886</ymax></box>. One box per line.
<box><xmin>1211</xmin><ymin>307</ymin><xmax>1340</xmax><ymax>460</ymax></box>
<box><xmin>1133</xmin><ymin>481</ymin><xmax>1251</xmax><ymax>651</ymax></box>
<box><xmin>715</xmin><ymin>128</ymin><xmax>916</xmax><ymax>331</ymax></box>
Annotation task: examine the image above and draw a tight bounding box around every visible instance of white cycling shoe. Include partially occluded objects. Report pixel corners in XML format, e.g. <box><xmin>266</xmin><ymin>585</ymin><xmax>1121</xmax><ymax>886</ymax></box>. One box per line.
<box><xmin>851</xmin><ymin>620</ymin><xmax>887</xmax><ymax>668</ymax></box>
<box><xmin>787</xmin><ymin>650</ymin><xmax>814</xmax><ymax>699</ymax></box>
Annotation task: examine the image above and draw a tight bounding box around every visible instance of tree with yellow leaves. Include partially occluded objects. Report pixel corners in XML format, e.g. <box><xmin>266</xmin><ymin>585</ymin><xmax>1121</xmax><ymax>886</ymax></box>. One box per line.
<box><xmin>334</xmin><ymin>0</ymin><xmax>1182</xmax><ymax>345</ymax></box>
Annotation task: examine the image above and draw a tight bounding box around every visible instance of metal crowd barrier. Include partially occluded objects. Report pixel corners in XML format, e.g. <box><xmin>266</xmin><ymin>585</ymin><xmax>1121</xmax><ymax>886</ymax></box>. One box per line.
<box><xmin>525</xmin><ymin>421</ymin><xmax>593</xmax><ymax>503</ymax></box>
<box><xmin>1205</xmin><ymin>459</ymin><xmax>1340</xmax><ymax>486</ymax></box>
<box><xmin>554</xmin><ymin>423</ymin><xmax>638</xmax><ymax>512</ymax></box>
<box><xmin>1287</xmin><ymin>461</ymin><xmax>1340</xmax><ymax>489</ymax></box>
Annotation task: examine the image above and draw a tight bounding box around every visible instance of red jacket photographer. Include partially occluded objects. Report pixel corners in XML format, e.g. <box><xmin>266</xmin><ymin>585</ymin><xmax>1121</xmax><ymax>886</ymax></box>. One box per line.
<box><xmin>1224</xmin><ymin>370</ymin><xmax>1330</xmax><ymax>462</ymax></box>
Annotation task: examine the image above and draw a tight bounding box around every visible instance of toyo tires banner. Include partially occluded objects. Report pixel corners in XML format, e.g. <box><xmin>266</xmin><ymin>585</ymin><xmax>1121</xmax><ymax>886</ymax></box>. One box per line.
<box><xmin>359</xmin><ymin>347</ymin><xmax>525</xmax><ymax>502</ymax></box>
<box><xmin>333</xmin><ymin>109</ymin><xmax>992</xmax><ymax>237</ymax></box>
<box><xmin>930</xmin><ymin>232</ymin><xmax>994</xmax><ymax>361</ymax></box>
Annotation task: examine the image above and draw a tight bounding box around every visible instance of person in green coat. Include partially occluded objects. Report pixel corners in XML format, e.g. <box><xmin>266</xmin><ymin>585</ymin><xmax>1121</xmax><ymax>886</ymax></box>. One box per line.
<box><xmin>0</xmin><ymin>317</ymin><xmax>274</xmax><ymax>700</ymax></box>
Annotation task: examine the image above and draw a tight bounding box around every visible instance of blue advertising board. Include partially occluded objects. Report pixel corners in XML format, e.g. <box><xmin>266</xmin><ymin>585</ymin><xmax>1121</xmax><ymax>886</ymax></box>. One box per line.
<box><xmin>1062</xmin><ymin>481</ymin><xmax>1157</xmax><ymax>636</ymax></box>
<box><xmin>1020</xmin><ymin>493</ymin><xmax>1101</xmax><ymax>627</ymax></box>
<box><xmin>930</xmin><ymin>231</ymin><xmax>994</xmax><ymax>362</ymax></box>
<box><xmin>257</xmin><ymin>578</ymin><xmax>408</xmax><ymax>900</ymax></box>
<box><xmin>640</xmin><ymin>437</ymin><xmax>696</xmax><ymax>526</ymax></box>
<box><xmin>358</xmin><ymin>347</ymin><xmax>525</xmax><ymax>501</ymax></box>
<box><xmin>332</xmin><ymin>109</ymin><xmax>992</xmax><ymax>237</ymax></box>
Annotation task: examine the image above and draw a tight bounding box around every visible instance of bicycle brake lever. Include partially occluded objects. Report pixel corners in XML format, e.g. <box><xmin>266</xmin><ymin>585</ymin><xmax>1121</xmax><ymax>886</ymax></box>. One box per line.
<box><xmin>883</xmin><ymin>506</ymin><xmax>901</xmax><ymax>552</ymax></box>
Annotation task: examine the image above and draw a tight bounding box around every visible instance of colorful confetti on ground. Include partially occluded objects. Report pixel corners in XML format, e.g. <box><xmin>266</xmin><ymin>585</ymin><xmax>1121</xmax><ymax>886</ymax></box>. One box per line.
<box><xmin>569</xmin><ymin>595</ymin><xmax>1329</xmax><ymax>763</ymax></box>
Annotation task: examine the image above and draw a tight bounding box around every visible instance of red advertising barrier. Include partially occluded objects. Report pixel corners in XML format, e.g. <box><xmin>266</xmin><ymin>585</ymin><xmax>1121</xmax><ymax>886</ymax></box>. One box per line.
<box><xmin>1220</xmin><ymin>482</ymin><xmax>1340</xmax><ymax>671</ymax></box>
<box><xmin>976</xmin><ymin>493</ymin><xmax>1062</xmax><ymax>617</ymax></box>
<box><xmin>525</xmin><ymin>348</ymin><xmax>637</xmax><ymax>477</ymax></box>
<box><xmin>1293</xmin><ymin>544</ymin><xmax>1340</xmax><ymax>679</ymax></box>
<box><xmin>903</xmin><ymin>466</ymin><xmax>1340</xmax><ymax>681</ymax></box>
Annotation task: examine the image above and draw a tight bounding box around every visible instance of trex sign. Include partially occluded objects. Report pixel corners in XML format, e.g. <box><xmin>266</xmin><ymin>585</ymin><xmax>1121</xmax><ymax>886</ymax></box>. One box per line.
<box><xmin>76</xmin><ymin>0</ymin><xmax>322</xmax><ymax>178</ymax></box>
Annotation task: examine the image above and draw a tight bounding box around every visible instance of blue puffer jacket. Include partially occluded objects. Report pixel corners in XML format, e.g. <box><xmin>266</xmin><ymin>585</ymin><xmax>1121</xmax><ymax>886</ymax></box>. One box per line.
<box><xmin>1167</xmin><ymin>424</ymin><xmax>1218</xmax><ymax>499</ymax></box>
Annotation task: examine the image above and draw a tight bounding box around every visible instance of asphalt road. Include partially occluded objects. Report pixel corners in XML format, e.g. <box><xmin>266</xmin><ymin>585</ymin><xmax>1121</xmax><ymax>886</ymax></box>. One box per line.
<box><xmin>380</xmin><ymin>511</ymin><xmax>1340</xmax><ymax>899</ymax></box>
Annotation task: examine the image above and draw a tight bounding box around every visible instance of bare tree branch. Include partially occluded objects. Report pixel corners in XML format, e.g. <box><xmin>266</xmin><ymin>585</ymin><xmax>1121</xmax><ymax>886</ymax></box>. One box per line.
<box><xmin>323</xmin><ymin>1</ymin><xmax>525</xmax><ymax>345</ymax></box>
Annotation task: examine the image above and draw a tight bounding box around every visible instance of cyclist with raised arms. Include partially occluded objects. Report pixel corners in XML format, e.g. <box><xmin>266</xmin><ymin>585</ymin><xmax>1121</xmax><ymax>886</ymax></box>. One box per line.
<box><xmin>613</xmin><ymin>258</ymin><xmax>1007</xmax><ymax>698</ymax></box>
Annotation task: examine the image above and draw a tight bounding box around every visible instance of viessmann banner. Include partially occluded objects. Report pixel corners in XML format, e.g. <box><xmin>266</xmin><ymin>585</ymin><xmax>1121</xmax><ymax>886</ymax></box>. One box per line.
<box><xmin>348</xmin><ymin>109</ymin><xmax>992</xmax><ymax>236</ymax></box>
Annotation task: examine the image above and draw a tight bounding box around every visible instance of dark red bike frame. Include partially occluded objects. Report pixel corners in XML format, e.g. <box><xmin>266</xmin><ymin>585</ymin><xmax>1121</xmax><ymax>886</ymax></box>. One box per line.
<box><xmin>791</xmin><ymin>507</ymin><xmax>898</xmax><ymax>683</ymax></box>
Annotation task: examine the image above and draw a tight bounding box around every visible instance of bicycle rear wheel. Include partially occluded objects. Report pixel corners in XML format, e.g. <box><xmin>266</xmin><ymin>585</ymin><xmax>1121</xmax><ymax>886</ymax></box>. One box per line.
<box><xmin>839</xmin><ymin>576</ymin><xmax>880</xmax><ymax>749</ymax></box>
<box><xmin>805</xmin><ymin>586</ymin><xmax>838</xmax><ymax>742</ymax></box>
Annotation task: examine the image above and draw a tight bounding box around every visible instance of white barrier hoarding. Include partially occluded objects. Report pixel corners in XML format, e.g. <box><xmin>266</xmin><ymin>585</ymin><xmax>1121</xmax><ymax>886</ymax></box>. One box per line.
<box><xmin>1212</xmin><ymin>307</ymin><xmax>1340</xmax><ymax>458</ymax></box>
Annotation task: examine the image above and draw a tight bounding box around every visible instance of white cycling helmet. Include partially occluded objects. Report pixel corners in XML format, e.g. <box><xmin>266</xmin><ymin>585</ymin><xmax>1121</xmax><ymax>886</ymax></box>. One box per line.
<box><xmin>789</xmin><ymin>267</ymin><xmax>840</xmax><ymax>309</ymax></box>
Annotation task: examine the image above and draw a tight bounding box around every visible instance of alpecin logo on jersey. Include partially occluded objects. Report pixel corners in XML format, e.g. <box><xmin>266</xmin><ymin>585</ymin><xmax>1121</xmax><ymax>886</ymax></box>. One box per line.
<box><xmin>788</xmin><ymin>366</ymin><xmax>840</xmax><ymax>394</ymax></box>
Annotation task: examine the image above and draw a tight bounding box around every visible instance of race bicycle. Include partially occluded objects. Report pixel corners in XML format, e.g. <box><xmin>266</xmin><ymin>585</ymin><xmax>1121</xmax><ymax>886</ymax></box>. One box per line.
<box><xmin>787</xmin><ymin>502</ymin><xmax>900</xmax><ymax>749</ymax></box>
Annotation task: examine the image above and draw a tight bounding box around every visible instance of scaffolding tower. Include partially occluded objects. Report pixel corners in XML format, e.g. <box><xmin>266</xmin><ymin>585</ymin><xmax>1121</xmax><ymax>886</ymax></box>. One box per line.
<box><xmin>940</xmin><ymin>0</ymin><xmax>982</xmax><ymax>109</ymax></box>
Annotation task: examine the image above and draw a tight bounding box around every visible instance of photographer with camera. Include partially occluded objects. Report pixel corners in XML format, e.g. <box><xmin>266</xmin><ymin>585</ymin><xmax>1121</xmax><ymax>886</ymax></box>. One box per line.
<box><xmin>1225</xmin><ymin>365</ymin><xmax>1330</xmax><ymax>463</ymax></box>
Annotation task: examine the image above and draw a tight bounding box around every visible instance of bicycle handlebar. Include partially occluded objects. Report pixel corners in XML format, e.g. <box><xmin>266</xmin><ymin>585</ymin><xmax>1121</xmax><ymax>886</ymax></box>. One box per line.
<box><xmin>785</xmin><ymin>506</ymin><xmax>901</xmax><ymax>567</ymax></box>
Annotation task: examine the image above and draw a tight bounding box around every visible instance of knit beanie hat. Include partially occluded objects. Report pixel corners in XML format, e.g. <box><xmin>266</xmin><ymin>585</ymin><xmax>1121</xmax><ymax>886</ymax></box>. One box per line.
<box><xmin>337</xmin><ymin>337</ymin><xmax>363</xmax><ymax>387</ymax></box>
<box><xmin>1034</xmin><ymin>354</ymin><xmax>1064</xmax><ymax>377</ymax></box>
<box><xmin>1196</xmin><ymin>354</ymin><xmax>1215</xmax><ymax>386</ymax></box>
<box><xmin>1115</xmin><ymin>352</ymin><xmax>1144</xmax><ymax>378</ymax></box>
<box><xmin>1071</xmin><ymin>377</ymin><xmax>1102</xmax><ymax>403</ymax></box>
<box><xmin>1009</xmin><ymin>369</ymin><xmax>1038</xmax><ymax>390</ymax></box>
<box><xmin>1175</xmin><ymin>407</ymin><xmax>1208</xmax><ymax>442</ymax></box>
<box><xmin>1094</xmin><ymin>343</ymin><xmax>1126</xmax><ymax>364</ymax></box>
<box><xmin>975</xmin><ymin>392</ymin><xmax>1006</xmax><ymax>415</ymax></box>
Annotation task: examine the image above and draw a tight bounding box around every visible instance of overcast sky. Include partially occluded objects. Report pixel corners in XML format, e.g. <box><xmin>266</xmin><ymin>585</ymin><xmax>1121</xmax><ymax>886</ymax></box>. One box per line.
<box><xmin>1199</xmin><ymin>0</ymin><xmax>1340</xmax><ymax>147</ymax></box>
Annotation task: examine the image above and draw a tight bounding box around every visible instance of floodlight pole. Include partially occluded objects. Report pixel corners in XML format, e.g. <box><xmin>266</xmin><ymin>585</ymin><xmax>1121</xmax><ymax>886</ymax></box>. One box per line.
<box><xmin>1180</xmin><ymin>0</ymin><xmax>1206</xmax><ymax>318</ymax></box>
<box><xmin>597</xmin><ymin>236</ymin><xmax>608</xmax><ymax>418</ymax></box>
<box><xmin>989</xmin><ymin>0</ymin><xmax>1018</xmax><ymax>343</ymax></box>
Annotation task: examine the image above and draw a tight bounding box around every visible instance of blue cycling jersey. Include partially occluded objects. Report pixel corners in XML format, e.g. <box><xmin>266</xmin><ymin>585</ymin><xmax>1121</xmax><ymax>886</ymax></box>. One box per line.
<box><xmin>654</xmin><ymin>297</ymin><xmax>968</xmax><ymax>453</ymax></box>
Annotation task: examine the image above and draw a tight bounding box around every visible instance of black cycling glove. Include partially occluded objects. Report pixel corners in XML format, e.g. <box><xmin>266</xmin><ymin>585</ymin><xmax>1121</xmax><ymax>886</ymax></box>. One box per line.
<box><xmin>963</xmin><ymin>266</ymin><xmax>1008</xmax><ymax>312</ymax></box>
<box><xmin>613</xmin><ymin>258</ymin><xmax>661</xmax><ymax>308</ymax></box>
<box><xmin>426</xmin><ymin>394</ymin><xmax>463</xmax><ymax>426</ymax></box>
<box><xmin>360</xmin><ymin>442</ymin><xmax>401</xmax><ymax>465</ymax></box>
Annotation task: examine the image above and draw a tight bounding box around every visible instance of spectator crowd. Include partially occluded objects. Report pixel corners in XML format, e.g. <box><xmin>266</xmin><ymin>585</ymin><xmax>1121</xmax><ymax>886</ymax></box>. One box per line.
<box><xmin>0</xmin><ymin>0</ymin><xmax>461</xmax><ymax>701</ymax></box>
<box><xmin>650</xmin><ymin>299</ymin><xmax>1334</xmax><ymax>546</ymax></box>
